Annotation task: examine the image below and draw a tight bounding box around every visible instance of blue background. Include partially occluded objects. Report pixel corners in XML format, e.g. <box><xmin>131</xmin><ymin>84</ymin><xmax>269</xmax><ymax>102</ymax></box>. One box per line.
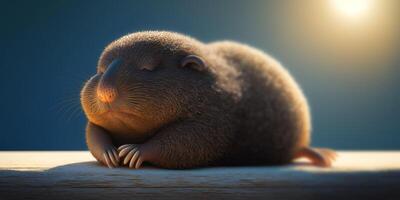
<box><xmin>1</xmin><ymin>0</ymin><xmax>399</xmax><ymax>150</ymax></box>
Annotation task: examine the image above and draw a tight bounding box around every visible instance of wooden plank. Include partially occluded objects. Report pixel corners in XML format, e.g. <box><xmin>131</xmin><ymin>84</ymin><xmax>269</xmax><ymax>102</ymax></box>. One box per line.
<box><xmin>0</xmin><ymin>151</ymin><xmax>399</xmax><ymax>199</ymax></box>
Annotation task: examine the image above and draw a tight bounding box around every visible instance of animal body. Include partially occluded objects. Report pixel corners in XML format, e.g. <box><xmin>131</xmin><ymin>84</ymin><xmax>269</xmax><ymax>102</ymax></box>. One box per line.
<box><xmin>80</xmin><ymin>31</ymin><xmax>336</xmax><ymax>169</ymax></box>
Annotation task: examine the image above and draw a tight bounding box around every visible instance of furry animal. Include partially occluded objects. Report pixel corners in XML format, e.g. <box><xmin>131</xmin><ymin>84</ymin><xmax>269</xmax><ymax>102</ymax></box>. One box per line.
<box><xmin>80</xmin><ymin>31</ymin><xmax>336</xmax><ymax>169</ymax></box>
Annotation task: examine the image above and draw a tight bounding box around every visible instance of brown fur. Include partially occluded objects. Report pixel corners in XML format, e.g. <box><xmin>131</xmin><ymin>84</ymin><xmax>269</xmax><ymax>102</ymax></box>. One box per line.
<box><xmin>81</xmin><ymin>31</ymin><xmax>333</xmax><ymax>169</ymax></box>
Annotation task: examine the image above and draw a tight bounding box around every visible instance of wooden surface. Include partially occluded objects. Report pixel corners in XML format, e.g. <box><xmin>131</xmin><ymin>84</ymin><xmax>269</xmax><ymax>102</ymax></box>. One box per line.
<box><xmin>0</xmin><ymin>151</ymin><xmax>399</xmax><ymax>200</ymax></box>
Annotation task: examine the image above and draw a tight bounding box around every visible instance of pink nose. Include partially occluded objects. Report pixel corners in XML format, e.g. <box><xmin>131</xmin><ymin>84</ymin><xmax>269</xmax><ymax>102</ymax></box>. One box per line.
<box><xmin>97</xmin><ymin>85</ymin><xmax>118</xmax><ymax>103</ymax></box>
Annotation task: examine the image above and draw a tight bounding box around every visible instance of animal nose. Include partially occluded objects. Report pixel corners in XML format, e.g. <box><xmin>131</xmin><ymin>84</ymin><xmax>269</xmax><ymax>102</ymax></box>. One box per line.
<box><xmin>97</xmin><ymin>86</ymin><xmax>118</xmax><ymax>103</ymax></box>
<box><xmin>96</xmin><ymin>59</ymin><xmax>121</xmax><ymax>103</ymax></box>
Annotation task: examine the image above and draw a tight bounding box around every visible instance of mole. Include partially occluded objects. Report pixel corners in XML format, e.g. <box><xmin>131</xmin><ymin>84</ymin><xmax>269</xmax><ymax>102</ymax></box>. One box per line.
<box><xmin>80</xmin><ymin>31</ymin><xmax>336</xmax><ymax>169</ymax></box>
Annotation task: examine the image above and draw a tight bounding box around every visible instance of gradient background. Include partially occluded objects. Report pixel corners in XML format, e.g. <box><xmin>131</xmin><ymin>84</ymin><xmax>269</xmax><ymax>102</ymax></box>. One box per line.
<box><xmin>0</xmin><ymin>0</ymin><xmax>399</xmax><ymax>150</ymax></box>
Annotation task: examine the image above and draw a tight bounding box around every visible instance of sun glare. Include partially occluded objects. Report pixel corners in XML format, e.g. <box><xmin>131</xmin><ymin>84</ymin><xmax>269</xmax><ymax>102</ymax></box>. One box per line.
<box><xmin>331</xmin><ymin>0</ymin><xmax>373</xmax><ymax>18</ymax></box>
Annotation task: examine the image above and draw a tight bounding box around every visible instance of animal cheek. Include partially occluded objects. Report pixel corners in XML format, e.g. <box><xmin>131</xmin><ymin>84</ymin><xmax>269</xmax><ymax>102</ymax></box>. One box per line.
<box><xmin>81</xmin><ymin>75</ymin><xmax>103</xmax><ymax>115</ymax></box>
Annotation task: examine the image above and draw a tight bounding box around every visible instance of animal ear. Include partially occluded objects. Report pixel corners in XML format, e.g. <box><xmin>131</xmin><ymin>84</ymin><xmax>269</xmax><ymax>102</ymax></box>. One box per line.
<box><xmin>181</xmin><ymin>55</ymin><xmax>206</xmax><ymax>71</ymax></box>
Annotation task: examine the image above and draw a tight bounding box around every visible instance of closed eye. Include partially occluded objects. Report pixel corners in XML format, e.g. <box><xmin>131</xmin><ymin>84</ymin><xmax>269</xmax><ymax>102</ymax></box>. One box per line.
<box><xmin>140</xmin><ymin>65</ymin><xmax>155</xmax><ymax>71</ymax></box>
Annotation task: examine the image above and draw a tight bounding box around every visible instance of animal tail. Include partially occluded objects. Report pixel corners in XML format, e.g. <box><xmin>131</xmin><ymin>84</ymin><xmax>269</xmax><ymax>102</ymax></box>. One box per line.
<box><xmin>293</xmin><ymin>147</ymin><xmax>337</xmax><ymax>167</ymax></box>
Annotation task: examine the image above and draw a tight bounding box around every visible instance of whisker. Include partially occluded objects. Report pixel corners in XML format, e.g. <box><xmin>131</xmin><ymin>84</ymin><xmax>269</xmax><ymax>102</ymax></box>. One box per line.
<box><xmin>66</xmin><ymin>105</ymin><xmax>83</xmax><ymax>122</ymax></box>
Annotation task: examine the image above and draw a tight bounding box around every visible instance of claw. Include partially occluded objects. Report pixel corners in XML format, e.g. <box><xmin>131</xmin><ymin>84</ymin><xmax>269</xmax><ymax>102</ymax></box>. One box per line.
<box><xmin>103</xmin><ymin>152</ymin><xmax>113</xmax><ymax>168</ymax></box>
<box><xmin>118</xmin><ymin>144</ymin><xmax>132</xmax><ymax>151</ymax></box>
<box><xmin>112</xmin><ymin>149</ymin><xmax>120</xmax><ymax>163</ymax></box>
<box><xmin>129</xmin><ymin>151</ymin><xmax>140</xmax><ymax>168</ymax></box>
<box><xmin>124</xmin><ymin>148</ymin><xmax>138</xmax><ymax>165</ymax></box>
<box><xmin>108</xmin><ymin>150</ymin><xmax>118</xmax><ymax>166</ymax></box>
<box><xmin>135</xmin><ymin>157</ymin><xmax>143</xmax><ymax>169</ymax></box>
<box><xmin>119</xmin><ymin>145</ymin><xmax>135</xmax><ymax>158</ymax></box>
<box><xmin>116</xmin><ymin>144</ymin><xmax>147</xmax><ymax>169</ymax></box>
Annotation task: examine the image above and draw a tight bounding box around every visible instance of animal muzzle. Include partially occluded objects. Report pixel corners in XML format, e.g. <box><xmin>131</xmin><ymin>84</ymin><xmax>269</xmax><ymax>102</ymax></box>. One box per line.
<box><xmin>97</xmin><ymin>59</ymin><xmax>121</xmax><ymax>103</ymax></box>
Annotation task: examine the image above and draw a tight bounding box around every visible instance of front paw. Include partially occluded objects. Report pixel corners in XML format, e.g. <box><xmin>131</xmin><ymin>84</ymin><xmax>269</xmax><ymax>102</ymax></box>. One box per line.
<box><xmin>118</xmin><ymin>144</ymin><xmax>146</xmax><ymax>169</ymax></box>
<box><xmin>102</xmin><ymin>146</ymin><xmax>120</xmax><ymax>168</ymax></box>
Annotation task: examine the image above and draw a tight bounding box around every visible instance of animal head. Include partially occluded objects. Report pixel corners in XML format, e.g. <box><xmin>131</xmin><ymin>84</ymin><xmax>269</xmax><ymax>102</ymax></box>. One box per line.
<box><xmin>80</xmin><ymin>31</ymin><xmax>211</xmax><ymax>139</ymax></box>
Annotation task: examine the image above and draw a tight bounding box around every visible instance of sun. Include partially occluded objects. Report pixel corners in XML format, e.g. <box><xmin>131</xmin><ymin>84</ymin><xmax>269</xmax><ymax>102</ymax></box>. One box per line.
<box><xmin>330</xmin><ymin>0</ymin><xmax>373</xmax><ymax>18</ymax></box>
